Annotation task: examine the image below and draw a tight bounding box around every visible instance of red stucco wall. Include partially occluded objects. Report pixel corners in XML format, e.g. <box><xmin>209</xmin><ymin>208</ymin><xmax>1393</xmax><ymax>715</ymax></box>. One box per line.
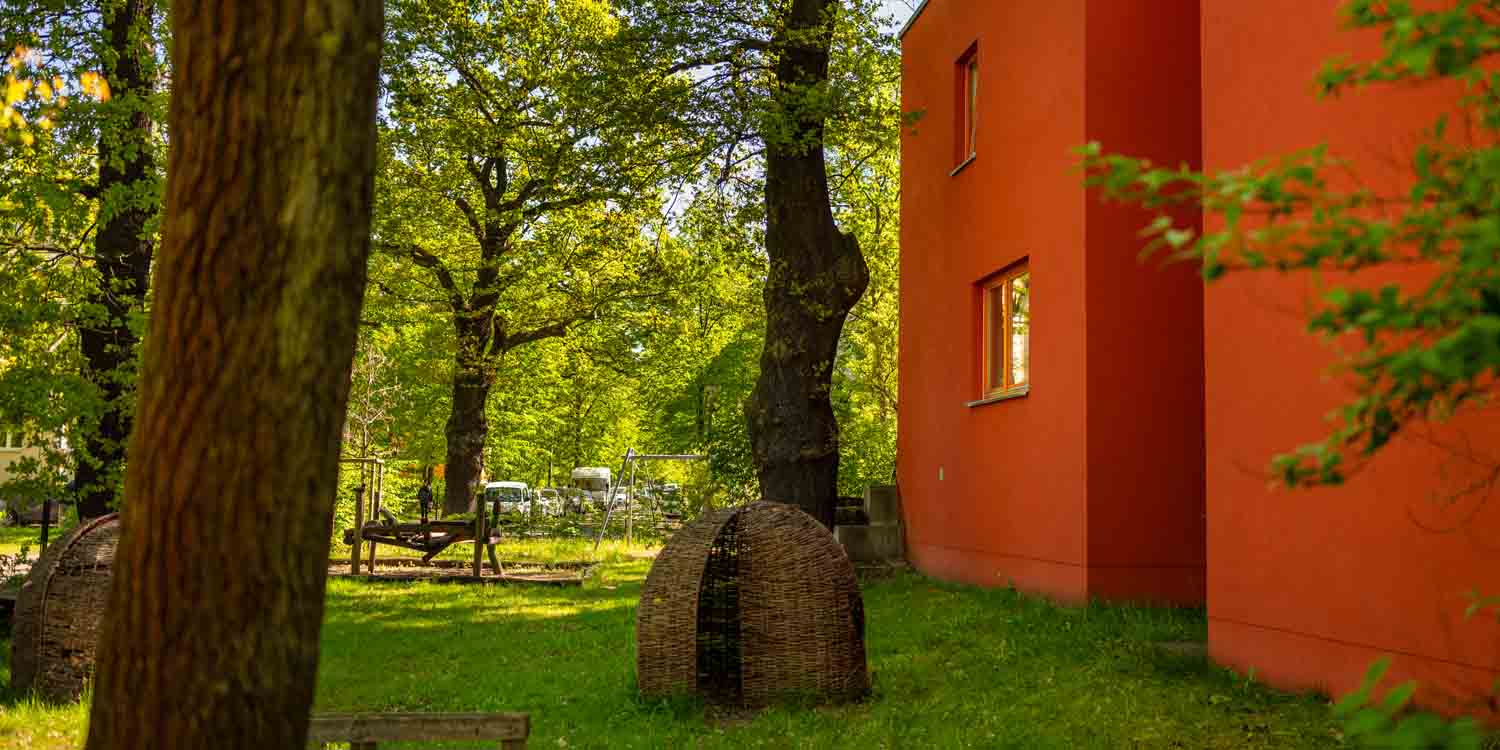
<box><xmin>1202</xmin><ymin>0</ymin><xmax>1500</xmax><ymax>715</ymax></box>
<box><xmin>1082</xmin><ymin>0</ymin><xmax>1206</xmax><ymax>605</ymax></box>
<box><xmin>897</xmin><ymin>0</ymin><xmax>1205</xmax><ymax>604</ymax></box>
<box><xmin>900</xmin><ymin>0</ymin><xmax>1091</xmax><ymax>599</ymax></box>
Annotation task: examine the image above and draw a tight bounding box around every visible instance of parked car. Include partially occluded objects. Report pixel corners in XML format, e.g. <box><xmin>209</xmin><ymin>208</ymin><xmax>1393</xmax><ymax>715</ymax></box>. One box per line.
<box><xmin>569</xmin><ymin>467</ymin><xmax>611</xmax><ymax>509</ymax></box>
<box><xmin>483</xmin><ymin>481</ymin><xmax>532</xmax><ymax>515</ymax></box>
<box><xmin>560</xmin><ymin>488</ymin><xmax>588</xmax><ymax>515</ymax></box>
<box><xmin>533</xmin><ymin>488</ymin><xmax>563</xmax><ymax>516</ymax></box>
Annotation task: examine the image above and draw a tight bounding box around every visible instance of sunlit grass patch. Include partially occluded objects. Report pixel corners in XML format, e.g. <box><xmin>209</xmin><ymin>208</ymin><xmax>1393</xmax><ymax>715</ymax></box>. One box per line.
<box><xmin>0</xmin><ymin>638</ymin><xmax>87</xmax><ymax>750</ymax></box>
<box><xmin>0</xmin><ymin>539</ymin><xmax>1345</xmax><ymax>750</ymax></box>
<box><xmin>0</xmin><ymin>526</ymin><xmax>40</xmax><ymax>558</ymax></box>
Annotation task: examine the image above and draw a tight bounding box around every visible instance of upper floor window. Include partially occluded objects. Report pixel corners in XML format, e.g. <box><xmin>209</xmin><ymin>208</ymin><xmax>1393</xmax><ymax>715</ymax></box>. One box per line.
<box><xmin>955</xmin><ymin>43</ymin><xmax>979</xmax><ymax>170</ymax></box>
<box><xmin>0</xmin><ymin>428</ymin><xmax>22</xmax><ymax>450</ymax></box>
<box><xmin>982</xmin><ymin>263</ymin><xmax>1030</xmax><ymax>398</ymax></box>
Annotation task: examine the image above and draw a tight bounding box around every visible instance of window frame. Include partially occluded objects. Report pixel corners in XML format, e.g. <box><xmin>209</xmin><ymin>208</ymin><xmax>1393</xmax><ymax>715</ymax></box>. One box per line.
<box><xmin>0</xmin><ymin>429</ymin><xmax>20</xmax><ymax>451</ymax></box>
<box><xmin>978</xmin><ymin>262</ymin><xmax>1030</xmax><ymax>402</ymax></box>
<box><xmin>952</xmin><ymin>42</ymin><xmax>979</xmax><ymax>174</ymax></box>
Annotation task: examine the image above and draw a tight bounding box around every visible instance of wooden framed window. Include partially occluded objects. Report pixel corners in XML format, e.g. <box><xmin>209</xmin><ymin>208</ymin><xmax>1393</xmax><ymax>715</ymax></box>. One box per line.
<box><xmin>954</xmin><ymin>43</ymin><xmax>979</xmax><ymax>170</ymax></box>
<box><xmin>0</xmin><ymin>428</ymin><xmax>21</xmax><ymax>450</ymax></box>
<box><xmin>981</xmin><ymin>263</ymin><xmax>1030</xmax><ymax>398</ymax></box>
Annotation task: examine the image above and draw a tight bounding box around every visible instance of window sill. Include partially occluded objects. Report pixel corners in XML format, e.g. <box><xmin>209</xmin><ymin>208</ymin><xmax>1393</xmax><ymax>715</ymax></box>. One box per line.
<box><xmin>965</xmin><ymin>385</ymin><xmax>1030</xmax><ymax>408</ymax></box>
<box><xmin>949</xmin><ymin>154</ymin><xmax>977</xmax><ymax>177</ymax></box>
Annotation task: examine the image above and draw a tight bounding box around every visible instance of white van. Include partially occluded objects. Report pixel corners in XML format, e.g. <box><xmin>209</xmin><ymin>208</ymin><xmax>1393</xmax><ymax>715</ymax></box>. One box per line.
<box><xmin>483</xmin><ymin>481</ymin><xmax>532</xmax><ymax>514</ymax></box>
<box><xmin>569</xmin><ymin>467</ymin><xmax>611</xmax><ymax>511</ymax></box>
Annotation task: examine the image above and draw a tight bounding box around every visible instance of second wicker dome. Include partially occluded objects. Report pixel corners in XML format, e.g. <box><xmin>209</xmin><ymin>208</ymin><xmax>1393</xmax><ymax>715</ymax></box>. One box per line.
<box><xmin>636</xmin><ymin>501</ymin><xmax>869</xmax><ymax>707</ymax></box>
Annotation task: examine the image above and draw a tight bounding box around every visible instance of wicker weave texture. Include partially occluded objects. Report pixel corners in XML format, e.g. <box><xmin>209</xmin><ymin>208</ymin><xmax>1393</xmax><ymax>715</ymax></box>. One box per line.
<box><xmin>636</xmin><ymin>507</ymin><xmax>736</xmax><ymax>698</ymax></box>
<box><xmin>636</xmin><ymin>502</ymin><xmax>869</xmax><ymax>707</ymax></box>
<box><xmin>10</xmin><ymin>514</ymin><xmax>119</xmax><ymax>702</ymax></box>
<box><xmin>738</xmin><ymin>503</ymin><xmax>868</xmax><ymax>705</ymax></box>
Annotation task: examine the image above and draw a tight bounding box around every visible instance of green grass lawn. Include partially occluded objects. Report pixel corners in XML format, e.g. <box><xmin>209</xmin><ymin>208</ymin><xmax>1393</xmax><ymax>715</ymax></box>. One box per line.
<box><xmin>0</xmin><ymin>525</ymin><xmax>41</xmax><ymax>558</ymax></box>
<box><xmin>0</xmin><ymin>540</ymin><xmax>1344</xmax><ymax>749</ymax></box>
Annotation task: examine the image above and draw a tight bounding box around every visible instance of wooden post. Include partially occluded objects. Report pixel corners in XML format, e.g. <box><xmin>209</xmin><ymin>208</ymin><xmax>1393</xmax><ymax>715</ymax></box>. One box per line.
<box><xmin>487</xmin><ymin>541</ymin><xmax>502</xmax><ymax>577</ymax></box>
<box><xmin>472</xmin><ymin>495</ymin><xmax>486</xmax><ymax>578</ymax></box>
<box><xmin>367</xmin><ymin>463</ymin><xmax>380</xmax><ymax>574</ymax></box>
<box><xmin>350</xmin><ymin>484</ymin><xmax>366</xmax><ymax>575</ymax></box>
<box><xmin>421</xmin><ymin>464</ymin><xmax>432</xmax><ymax>550</ymax></box>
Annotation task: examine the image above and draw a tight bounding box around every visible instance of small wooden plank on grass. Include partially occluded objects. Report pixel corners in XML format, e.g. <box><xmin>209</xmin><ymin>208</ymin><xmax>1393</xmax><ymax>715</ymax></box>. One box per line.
<box><xmin>307</xmin><ymin>711</ymin><xmax>529</xmax><ymax>749</ymax></box>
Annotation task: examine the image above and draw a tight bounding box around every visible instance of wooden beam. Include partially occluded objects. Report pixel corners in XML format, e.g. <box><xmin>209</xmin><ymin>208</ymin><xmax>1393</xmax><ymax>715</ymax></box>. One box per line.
<box><xmin>307</xmin><ymin>712</ymin><xmax>529</xmax><ymax>745</ymax></box>
<box><xmin>367</xmin><ymin>521</ymin><xmax>474</xmax><ymax>533</ymax></box>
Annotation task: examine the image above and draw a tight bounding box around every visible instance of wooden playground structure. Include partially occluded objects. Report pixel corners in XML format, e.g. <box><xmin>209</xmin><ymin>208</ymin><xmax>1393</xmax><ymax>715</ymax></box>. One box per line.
<box><xmin>337</xmin><ymin>458</ymin><xmax>582</xmax><ymax>586</ymax></box>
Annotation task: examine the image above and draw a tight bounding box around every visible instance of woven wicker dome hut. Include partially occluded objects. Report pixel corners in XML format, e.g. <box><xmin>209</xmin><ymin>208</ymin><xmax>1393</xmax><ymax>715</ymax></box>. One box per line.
<box><xmin>636</xmin><ymin>502</ymin><xmax>869</xmax><ymax>707</ymax></box>
<box><xmin>10</xmin><ymin>514</ymin><xmax>119</xmax><ymax>702</ymax></box>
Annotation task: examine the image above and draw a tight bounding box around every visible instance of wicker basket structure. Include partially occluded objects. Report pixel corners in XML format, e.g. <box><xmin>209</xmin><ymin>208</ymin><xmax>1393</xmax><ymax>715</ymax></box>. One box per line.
<box><xmin>10</xmin><ymin>513</ymin><xmax>119</xmax><ymax>702</ymax></box>
<box><xmin>636</xmin><ymin>502</ymin><xmax>869</xmax><ymax>707</ymax></box>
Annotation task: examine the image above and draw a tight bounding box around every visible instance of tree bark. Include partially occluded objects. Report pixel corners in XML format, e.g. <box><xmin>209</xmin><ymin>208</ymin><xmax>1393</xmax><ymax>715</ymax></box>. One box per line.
<box><xmin>430</xmin><ymin>269</ymin><xmax>575</xmax><ymax>513</ymax></box>
<box><xmin>74</xmin><ymin>0</ymin><xmax>156</xmax><ymax>520</ymax></box>
<box><xmin>83</xmin><ymin>1</ymin><xmax>383</xmax><ymax>748</ymax></box>
<box><xmin>746</xmin><ymin>0</ymin><xmax>869</xmax><ymax>530</ymax></box>
<box><xmin>444</xmin><ymin>363</ymin><xmax>492</xmax><ymax>515</ymax></box>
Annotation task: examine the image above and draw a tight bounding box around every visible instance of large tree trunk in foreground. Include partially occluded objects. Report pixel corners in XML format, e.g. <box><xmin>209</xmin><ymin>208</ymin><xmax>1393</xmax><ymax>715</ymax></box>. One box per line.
<box><xmin>74</xmin><ymin>0</ymin><xmax>156</xmax><ymax>520</ymax></box>
<box><xmin>444</xmin><ymin>363</ymin><xmax>492</xmax><ymax>515</ymax></box>
<box><xmin>84</xmin><ymin>2</ymin><xmax>382</xmax><ymax>748</ymax></box>
<box><xmin>746</xmin><ymin>0</ymin><xmax>869</xmax><ymax>530</ymax></box>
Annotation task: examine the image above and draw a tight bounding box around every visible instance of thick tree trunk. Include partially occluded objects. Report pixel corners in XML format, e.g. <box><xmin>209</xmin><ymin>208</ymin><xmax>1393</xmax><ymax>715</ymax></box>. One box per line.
<box><xmin>746</xmin><ymin>0</ymin><xmax>868</xmax><ymax>530</ymax></box>
<box><xmin>74</xmin><ymin>0</ymin><xmax>156</xmax><ymax>520</ymax></box>
<box><xmin>443</xmin><ymin>363</ymin><xmax>492</xmax><ymax>515</ymax></box>
<box><xmin>83</xmin><ymin>2</ymin><xmax>382</xmax><ymax>748</ymax></box>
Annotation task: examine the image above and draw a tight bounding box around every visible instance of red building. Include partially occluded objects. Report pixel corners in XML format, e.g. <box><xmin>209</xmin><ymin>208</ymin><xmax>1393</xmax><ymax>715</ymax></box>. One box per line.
<box><xmin>898</xmin><ymin>0</ymin><xmax>1500</xmax><ymax>715</ymax></box>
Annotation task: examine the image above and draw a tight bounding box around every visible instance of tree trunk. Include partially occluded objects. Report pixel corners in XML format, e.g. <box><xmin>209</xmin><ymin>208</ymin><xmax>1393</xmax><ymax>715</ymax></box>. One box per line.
<box><xmin>83</xmin><ymin>2</ymin><xmax>382</xmax><ymax>748</ymax></box>
<box><xmin>74</xmin><ymin>0</ymin><xmax>156</xmax><ymax>520</ymax></box>
<box><xmin>443</xmin><ymin>364</ymin><xmax>492</xmax><ymax>515</ymax></box>
<box><xmin>746</xmin><ymin>0</ymin><xmax>869</xmax><ymax>530</ymax></box>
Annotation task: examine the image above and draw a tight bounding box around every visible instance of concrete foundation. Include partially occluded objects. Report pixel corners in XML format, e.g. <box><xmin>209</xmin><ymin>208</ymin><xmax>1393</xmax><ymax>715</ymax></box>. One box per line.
<box><xmin>835</xmin><ymin>485</ymin><xmax>905</xmax><ymax>563</ymax></box>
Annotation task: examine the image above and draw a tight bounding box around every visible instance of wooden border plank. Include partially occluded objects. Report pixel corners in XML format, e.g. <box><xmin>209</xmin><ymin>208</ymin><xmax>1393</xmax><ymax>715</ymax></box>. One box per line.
<box><xmin>307</xmin><ymin>712</ymin><xmax>529</xmax><ymax>743</ymax></box>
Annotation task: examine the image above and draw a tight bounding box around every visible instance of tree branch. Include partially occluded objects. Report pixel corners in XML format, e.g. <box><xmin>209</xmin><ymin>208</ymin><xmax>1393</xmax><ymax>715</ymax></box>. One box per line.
<box><xmin>452</xmin><ymin>195</ymin><xmax>486</xmax><ymax>246</ymax></box>
<box><xmin>377</xmin><ymin>242</ymin><xmax>467</xmax><ymax>313</ymax></box>
<box><xmin>496</xmin><ymin>319</ymin><xmax>573</xmax><ymax>352</ymax></box>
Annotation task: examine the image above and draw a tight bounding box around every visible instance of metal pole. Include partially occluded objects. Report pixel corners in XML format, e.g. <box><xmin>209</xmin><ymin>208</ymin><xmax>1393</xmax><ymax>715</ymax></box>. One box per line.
<box><xmin>38</xmin><ymin>497</ymin><xmax>51</xmax><ymax>553</ymax></box>
<box><xmin>592</xmin><ymin>447</ymin><xmax>635</xmax><ymax>555</ymax></box>
<box><xmin>625</xmin><ymin>457</ymin><xmax>638</xmax><ymax>547</ymax></box>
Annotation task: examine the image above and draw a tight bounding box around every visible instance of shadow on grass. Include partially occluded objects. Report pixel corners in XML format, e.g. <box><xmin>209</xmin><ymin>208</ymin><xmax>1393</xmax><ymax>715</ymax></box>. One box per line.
<box><xmin>0</xmin><ymin>566</ymin><xmax>1344</xmax><ymax>750</ymax></box>
<box><xmin>309</xmin><ymin>571</ymin><xmax>1341</xmax><ymax>750</ymax></box>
